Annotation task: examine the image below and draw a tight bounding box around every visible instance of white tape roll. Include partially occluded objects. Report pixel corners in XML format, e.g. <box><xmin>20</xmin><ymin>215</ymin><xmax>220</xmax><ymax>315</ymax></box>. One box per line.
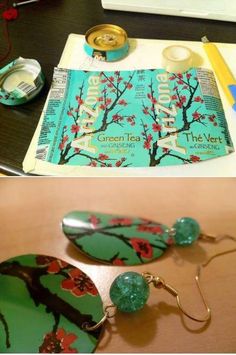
<box><xmin>162</xmin><ymin>45</ymin><xmax>193</xmax><ymax>74</ymax></box>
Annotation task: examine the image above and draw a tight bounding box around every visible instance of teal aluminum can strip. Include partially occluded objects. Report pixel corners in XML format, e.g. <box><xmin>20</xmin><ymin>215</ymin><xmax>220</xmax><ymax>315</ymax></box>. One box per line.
<box><xmin>84</xmin><ymin>24</ymin><xmax>129</xmax><ymax>62</ymax></box>
<box><xmin>0</xmin><ymin>57</ymin><xmax>45</xmax><ymax>106</ymax></box>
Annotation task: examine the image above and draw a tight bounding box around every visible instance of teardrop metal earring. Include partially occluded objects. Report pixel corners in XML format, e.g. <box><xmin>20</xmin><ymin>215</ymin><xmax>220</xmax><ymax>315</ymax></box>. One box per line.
<box><xmin>62</xmin><ymin>210</ymin><xmax>236</xmax><ymax>266</ymax></box>
<box><xmin>0</xmin><ymin>246</ymin><xmax>235</xmax><ymax>352</ymax></box>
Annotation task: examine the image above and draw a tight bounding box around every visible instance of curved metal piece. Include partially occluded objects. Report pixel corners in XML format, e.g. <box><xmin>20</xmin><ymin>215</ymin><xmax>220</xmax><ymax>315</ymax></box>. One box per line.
<box><xmin>175</xmin><ymin>273</ymin><xmax>211</xmax><ymax>322</ymax></box>
<box><xmin>199</xmin><ymin>232</ymin><xmax>236</xmax><ymax>243</ymax></box>
<box><xmin>83</xmin><ymin>304</ymin><xmax>117</xmax><ymax>331</ymax></box>
<box><xmin>143</xmin><ymin>271</ymin><xmax>211</xmax><ymax>323</ymax></box>
<box><xmin>83</xmin><ymin>314</ymin><xmax>108</xmax><ymax>331</ymax></box>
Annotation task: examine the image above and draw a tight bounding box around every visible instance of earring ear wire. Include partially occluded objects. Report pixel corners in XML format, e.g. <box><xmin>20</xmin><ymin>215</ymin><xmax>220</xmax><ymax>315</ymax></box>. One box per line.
<box><xmin>84</xmin><ymin>233</ymin><xmax>236</xmax><ymax>332</ymax></box>
<box><xmin>143</xmin><ymin>272</ymin><xmax>211</xmax><ymax>323</ymax></box>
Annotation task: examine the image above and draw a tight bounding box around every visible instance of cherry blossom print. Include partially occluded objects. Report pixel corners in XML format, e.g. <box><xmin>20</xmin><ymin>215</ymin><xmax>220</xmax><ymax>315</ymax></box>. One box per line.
<box><xmin>130</xmin><ymin>238</ymin><xmax>153</xmax><ymax>259</ymax></box>
<box><xmin>36</xmin><ymin>256</ymin><xmax>68</xmax><ymax>274</ymax></box>
<box><xmin>98</xmin><ymin>153</ymin><xmax>109</xmax><ymax>161</ymax></box>
<box><xmin>39</xmin><ymin>328</ymin><xmax>78</xmax><ymax>353</ymax></box>
<box><xmin>75</xmin><ymin>96</ymin><xmax>84</xmax><ymax>105</ymax></box>
<box><xmin>61</xmin><ymin>269</ymin><xmax>98</xmax><ymax>297</ymax></box>
<box><xmin>190</xmin><ymin>155</ymin><xmax>201</xmax><ymax>163</ymax></box>
<box><xmin>109</xmin><ymin>218</ymin><xmax>133</xmax><ymax>226</ymax></box>
<box><xmin>137</xmin><ymin>224</ymin><xmax>164</xmax><ymax>234</ymax></box>
<box><xmin>88</xmin><ymin>215</ymin><xmax>101</xmax><ymax>227</ymax></box>
<box><xmin>152</xmin><ymin>123</ymin><xmax>162</xmax><ymax>132</ymax></box>
<box><xmin>112</xmin><ymin>258</ymin><xmax>126</xmax><ymax>266</ymax></box>
<box><xmin>118</xmin><ymin>99</ymin><xmax>127</xmax><ymax>106</ymax></box>
<box><xmin>71</xmin><ymin>125</ymin><xmax>80</xmax><ymax>133</ymax></box>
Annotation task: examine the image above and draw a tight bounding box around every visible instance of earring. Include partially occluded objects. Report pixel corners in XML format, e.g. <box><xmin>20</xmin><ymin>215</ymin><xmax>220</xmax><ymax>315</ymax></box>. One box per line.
<box><xmin>0</xmin><ymin>253</ymin><xmax>214</xmax><ymax>353</ymax></box>
<box><xmin>62</xmin><ymin>210</ymin><xmax>235</xmax><ymax>266</ymax></box>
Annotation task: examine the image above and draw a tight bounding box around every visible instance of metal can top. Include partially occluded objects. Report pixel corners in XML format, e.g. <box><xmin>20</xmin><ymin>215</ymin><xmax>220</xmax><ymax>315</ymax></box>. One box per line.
<box><xmin>85</xmin><ymin>24</ymin><xmax>128</xmax><ymax>51</ymax></box>
<box><xmin>0</xmin><ymin>57</ymin><xmax>44</xmax><ymax>106</ymax></box>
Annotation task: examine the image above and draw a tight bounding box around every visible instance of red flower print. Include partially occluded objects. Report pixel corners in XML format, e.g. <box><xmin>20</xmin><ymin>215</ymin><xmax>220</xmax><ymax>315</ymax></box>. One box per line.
<box><xmin>39</xmin><ymin>328</ymin><xmax>77</xmax><ymax>353</ymax></box>
<box><xmin>110</xmin><ymin>217</ymin><xmax>133</xmax><ymax>226</ymax></box>
<box><xmin>106</xmin><ymin>98</ymin><xmax>112</xmax><ymax>105</ymax></box>
<box><xmin>36</xmin><ymin>256</ymin><xmax>68</xmax><ymax>274</ymax></box>
<box><xmin>176</xmin><ymin>101</ymin><xmax>183</xmax><ymax>108</ymax></box>
<box><xmin>180</xmin><ymin>95</ymin><xmax>186</xmax><ymax>103</ymax></box>
<box><xmin>152</xmin><ymin>123</ymin><xmax>162</xmax><ymax>132</ymax></box>
<box><xmin>192</xmin><ymin>111</ymin><xmax>201</xmax><ymax>120</ymax></box>
<box><xmin>114</xmin><ymin>71</ymin><xmax>120</xmax><ymax>76</ymax></box>
<box><xmin>99</xmin><ymin>153</ymin><xmax>109</xmax><ymax>161</ymax></box>
<box><xmin>194</xmin><ymin>96</ymin><xmax>203</xmax><ymax>103</ymax></box>
<box><xmin>171</xmin><ymin>95</ymin><xmax>177</xmax><ymax>100</ymax></box>
<box><xmin>209</xmin><ymin>114</ymin><xmax>216</xmax><ymax>122</ymax></box>
<box><xmin>74</xmin><ymin>148</ymin><xmax>81</xmax><ymax>153</ymax></box>
<box><xmin>59</xmin><ymin>142</ymin><xmax>65</xmax><ymax>151</ymax></box>
<box><xmin>112</xmin><ymin>114</ymin><xmax>123</xmax><ymax>122</ymax></box>
<box><xmin>190</xmin><ymin>155</ymin><xmax>200</xmax><ymax>163</ymax></box>
<box><xmin>75</xmin><ymin>96</ymin><xmax>84</xmax><ymax>105</ymax></box>
<box><xmin>186</xmin><ymin>73</ymin><xmax>192</xmax><ymax>79</ymax></box>
<box><xmin>89</xmin><ymin>161</ymin><xmax>97</xmax><ymax>167</ymax></box>
<box><xmin>126</xmin><ymin>82</ymin><xmax>133</xmax><ymax>89</ymax></box>
<box><xmin>97</xmin><ymin>97</ymin><xmax>104</xmax><ymax>102</ymax></box>
<box><xmin>151</xmin><ymin>97</ymin><xmax>157</xmax><ymax>104</ymax></box>
<box><xmin>112</xmin><ymin>258</ymin><xmax>126</xmax><ymax>266</ymax></box>
<box><xmin>71</xmin><ymin>125</ymin><xmax>80</xmax><ymax>133</ymax></box>
<box><xmin>118</xmin><ymin>99</ymin><xmax>127</xmax><ymax>106</ymax></box>
<box><xmin>109</xmin><ymin>76</ymin><xmax>114</xmax><ymax>82</ymax></box>
<box><xmin>130</xmin><ymin>238</ymin><xmax>153</xmax><ymax>259</ymax></box>
<box><xmin>127</xmin><ymin>116</ymin><xmax>135</xmax><ymax>126</ymax></box>
<box><xmin>162</xmin><ymin>147</ymin><xmax>169</xmax><ymax>153</ymax></box>
<box><xmin>88</xmin><ymin>215</ymin><xmax>101</xmax><ymax>227</ymax></box>
<box><xmin>169</xmin><ymin>75</ymin><xmax>175</xmax><ymax>81</ymax></box>
<box><xmin>143</xmin><ymin>107</ymin><xmax>149</xmax><ymax>115</ymax></box>
<box><xmin>99</xmin><ymin>104</ymin><xmax>106</xmax><ymax>110</ymax></box>
<box><xmin>144</xmin><ymin>140</ymin><xmax>151</xmax><ymax>149</ymax></box>
<box><xmin>63</xmin><ymin>135</ymin><xmax>69</xmax><ymax>143</ymax></box>
<box><xmin>117</xmin><ymin>77</ymin><xmax>123</xmax><ymax>82</ymax></box>
<box><xmin>101</xmin><ymin>78</ymin><xmax>107</xmax><ymax>83</ymax></box>
<box><xmin>137</xmin><ymin>224</ymin><xmax>163</xmax><ymax>234</ymax></box>
<box><xmin>67</xmin><ymin>111</ymin><xmax>73</xmax><ymax>116</ymax></box>
<box><xmin>61</xmin><ymin>269</ymin><xmax>98</xmax><ymax>297</ymax></box>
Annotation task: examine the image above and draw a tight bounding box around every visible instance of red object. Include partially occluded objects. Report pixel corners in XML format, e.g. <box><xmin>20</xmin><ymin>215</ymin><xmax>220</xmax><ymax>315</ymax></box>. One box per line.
<box><xmin>2</xmin><ymin>6</ymin><xmax>18</xmax><ymax>20</ymax></box>
<box><xmin>130</xmin><ymin>237</ymin><xmax>153</xmax><ymax>258</ymax></box>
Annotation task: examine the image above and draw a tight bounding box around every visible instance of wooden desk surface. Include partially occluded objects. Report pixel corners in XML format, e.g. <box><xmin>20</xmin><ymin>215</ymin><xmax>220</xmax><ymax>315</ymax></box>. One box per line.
<box><xmin>0</xmin><ymin>0</ymin><xmax>236</xmax><ymax>175</ymax></box>
<box><xmin>1</xmin><ymin>177</ymin><xmax>236</xmax><ymax>352</ymax></box>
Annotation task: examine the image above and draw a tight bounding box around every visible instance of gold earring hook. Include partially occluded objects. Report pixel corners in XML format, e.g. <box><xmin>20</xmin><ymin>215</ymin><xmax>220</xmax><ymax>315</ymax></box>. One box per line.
<box><xmin>199</xmin><ymin>232</ymin><xmax>236</xmax><ymax>243</ymax></box>
<box><xmin>142</xmin><ymin>272</ymin><xmax>211</xmax><ymax>323</ymax></box>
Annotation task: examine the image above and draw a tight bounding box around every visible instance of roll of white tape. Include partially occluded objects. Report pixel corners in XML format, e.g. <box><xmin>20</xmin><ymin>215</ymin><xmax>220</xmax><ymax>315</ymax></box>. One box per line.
<box><xmin>162</xmin><ymin>45</ymin><xmax>193</xmax><ymax>74</ymax></box>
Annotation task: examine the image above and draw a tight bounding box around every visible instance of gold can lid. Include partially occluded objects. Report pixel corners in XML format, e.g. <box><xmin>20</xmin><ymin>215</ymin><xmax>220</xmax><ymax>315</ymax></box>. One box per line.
<box><xmin>85</xmin><ymin>24</ymin><xmax>128</xmax><ymax>51</ymax></box>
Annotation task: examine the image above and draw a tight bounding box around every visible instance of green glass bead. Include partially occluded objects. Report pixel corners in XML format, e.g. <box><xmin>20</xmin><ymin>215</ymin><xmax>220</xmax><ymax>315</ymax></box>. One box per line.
<box><xmin>109</xmin><ymin>272</ymin><xmax>150</xmax><ymax>312</ymax></box>
<box><xmin>173</xmin><ymin>217</ymin><xmax>200</xmax><ymax>246</ymax></box>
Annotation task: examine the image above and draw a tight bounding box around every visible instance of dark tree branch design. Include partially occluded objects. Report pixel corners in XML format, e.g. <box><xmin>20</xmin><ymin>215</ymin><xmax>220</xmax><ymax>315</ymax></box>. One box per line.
<box><xmin>66</xmin><ymin>219</ymin><xmax>168</xmax><ymax>264</ymax></box>
<box><xmin>0</xmin><ymin>311</ymin><xmax>10</xmax><ymax>348</ymax></box>
<box><xmin>57</xmin><ymin>71</ymin><xmax>135</xmax><ymax>166</ymax></box>
<box><xmin>142</xmin><ymin>72</ymin><xmax>218</xmax><ymax>166</ymax></box>
<box><xmin>0</xmin><ymin>261</ymin><xmax>101</xmax><ymax>349</ymax></box>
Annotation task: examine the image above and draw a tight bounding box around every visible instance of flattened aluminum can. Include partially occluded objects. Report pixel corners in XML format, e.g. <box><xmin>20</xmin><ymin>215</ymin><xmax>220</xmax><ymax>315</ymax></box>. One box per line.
<box><xmin>0</xmin><ymin>57</ymin><xmax>45</xmax><ymax>106</ymax></box>
<box><xmin>84</xmin><ymin>24</ymin><xmax>129</xmax><ymax>62</ymax></box>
